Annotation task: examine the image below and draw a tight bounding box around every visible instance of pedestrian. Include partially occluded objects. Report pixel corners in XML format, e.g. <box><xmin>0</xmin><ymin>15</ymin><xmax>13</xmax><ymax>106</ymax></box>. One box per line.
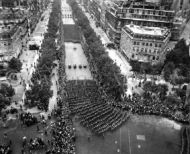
<box><xmin>22</xmin><ymin>136</ymin><xmax>27</xmax><ymax>147</ymax></box>
<box><xmin>3</xmin><ymin>133</ymin><xmax>7</xmax><ymax>139</ymax></box>
<box><xmin>21</xmin><ymin>148</ymin><xmax>24</xmax><ymax>154</ymax></box>
<box><xmin>44</xmin><ymin>130</ymin><xmax>48</xmax><ymax>136</ymax></box>
<box><xmin>9</xmin><ymin>140</ymin><xmax>12</xmax><ymax>146</ymax></box>
<box><xmin>37</xmin><ymin>125</ymin><xmax>40</xmax><ymax>132</ymax></box>
<box><xmin>87</xmin><ymin>135</ymin><xmax>90</xmax><ymax>142</ymax></box>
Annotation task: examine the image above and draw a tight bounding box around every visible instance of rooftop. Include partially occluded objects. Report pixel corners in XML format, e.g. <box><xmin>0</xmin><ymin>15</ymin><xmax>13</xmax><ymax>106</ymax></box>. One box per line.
<box><xmin>0</xmin><ymin>8</ymin><xmax>27</xmax><ymax>20</ymax></box>
<box><xmin>124</xmin><ymin>24</ymin><xmax>169</xmax><ymax>36</ymax></box>
<box><xmin>112</xmin><ymin>0</ymin><xmax>173</xmax><ymax>11</ymax></box>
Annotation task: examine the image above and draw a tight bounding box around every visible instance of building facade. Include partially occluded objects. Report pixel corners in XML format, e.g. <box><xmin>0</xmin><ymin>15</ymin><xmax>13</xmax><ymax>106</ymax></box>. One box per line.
<box><xmin>105</xmin><ymin>0</ymin><xmax>175</xmax><ymax>47</ymax></box>
<box><xmin>120</xmin><ymin>24</ymin><xmax>171</xmax><ymax>64</ymax></box>
<box><xmin>0</xmin><ymin>8</ymin><xmax>29</xmax><ymax>62</ymax></box>
<box><xmin>0</xmin><ymin>0</ymin><xmax>49</xmax><ymax>63</ymax></box>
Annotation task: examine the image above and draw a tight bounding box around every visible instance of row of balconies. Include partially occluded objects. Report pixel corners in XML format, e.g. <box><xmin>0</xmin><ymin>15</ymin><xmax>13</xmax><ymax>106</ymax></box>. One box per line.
<box><xmin>131</xmin><ymin>53</ymin><xmax>160</xmax><ymax>62</ymax></box>
<box><xmin>0</xmin><ymin>18</ymin><xmax>25</xmax><ymax>24</ymax></box>
<box><xmin>132</xmin><ymin>47</ymin><xmax>162</xmax><ymax>55</ymax></box>
<box><xmin>117</xmin><ymin>8</ymin><xmax>174</xmax><ymax>17</ymax></box>
<box><xmin>123</xmin><ymin>27</ymin><xmax>170</xmax><ymax>41</ymax></box>
<box><xmin>118</xmin><ymin>13</ymin><xmax>173</xmax><ymax>22</ymax></box>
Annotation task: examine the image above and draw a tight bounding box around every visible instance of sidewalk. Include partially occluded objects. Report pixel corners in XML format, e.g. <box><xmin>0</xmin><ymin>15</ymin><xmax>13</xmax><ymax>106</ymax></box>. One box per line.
<box><xmin>10</xmin><ymin>5</ymin><xmax>52</xmax><ymax>111</ymax></box>
<box><xmin>80</xmin><ymin>6</ymin><xmax>141</xmax><ymax>96</ymax></box>
<box><xmin>48</xmin><ymin>61</ymin><xmax>59</xmax><ymax>112</ymax></box>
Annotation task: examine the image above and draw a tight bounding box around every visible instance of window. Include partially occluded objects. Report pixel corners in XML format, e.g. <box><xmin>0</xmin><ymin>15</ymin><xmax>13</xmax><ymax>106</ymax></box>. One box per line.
<box><xmin>149</xmin><ymin>49</ymin><xmax>151</xmax><ymax>53</ymax></box>
<box><xmin>137</xmin><ymin>42</ymin><xmax>140</xmax><ymax>45</ymax></box>
<box><xmin>142</xmin><ymin>42</ymin><xmax>145</xmax><ymax>46</ymax></box>
<box><xmin>155</xmin><ymin>43</ymin><xmax>157</xmax><ymax>47</ymax></box>
<box><xmin>133</xmin><ymin>41</ymin><xmax>136</xmax><ymax>45</ymax></box>
<box><xmin>150</xmin><ymin>43</ymin><xmax>152</xmax><ymax>46</ymax></box>
<box><xmin>146</xmin><ymin>43</ymin><xmax>148</xmax><ymax>46</ymax></box>
<box><xmin>159</xmin><ymin>44</ymin><xmax>162</xmax><ymax>48</ymax></box>
<box><xmin>145</xmin><ymin>48</ymin><xmax>147</xmax><ymax>53</ymax></box>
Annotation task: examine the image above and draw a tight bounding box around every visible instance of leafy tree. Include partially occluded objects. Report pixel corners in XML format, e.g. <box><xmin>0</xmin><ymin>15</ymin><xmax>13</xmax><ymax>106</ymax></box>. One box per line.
<box><xmin>164</xmin><ymin>39</ymin><xmax>190</xmax><ymax>84</ymax></box>
<box><xmin>165</xmin><ymin>39</ymin><xmax>189</xmax><ymax>66</ymax></box>
<box><xmin>0</xmin><ymin>83</ymin><xmax>14</xmax><ymax>112</ymax></box>
<box><xmin>25</xmin><ymin>0</ymin><xmax>61</xmax><ymax>111</ymax></box>
<box><xmin>8</xmin><ymin>57</ymin><xmax>22</xmax><ymax>72</ymax></box>
<box><xmin>0</xmin><ymin>83</ymin><xmax>15</xmax><ymax>97</ymax></box>
<box><xmin>164</xmin><ymin>95</ymin><xmax>181</xmax><ymax>106</ymax></box>
<box><xmin>0</xmin><ymin>93</ymin><xmax>11</xmax><ymax>111</ymax></box>
<box><xmin>163</xmin><ymin>62</ymin><xmax>175</xmax><ymax>81</ymax></box>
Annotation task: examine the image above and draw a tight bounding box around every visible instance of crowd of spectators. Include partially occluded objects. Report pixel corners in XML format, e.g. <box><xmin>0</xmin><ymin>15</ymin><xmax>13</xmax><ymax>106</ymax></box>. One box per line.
<box><xmin>112</xmin><ymin>92</ymin><xmax>189</xmax><ymax>124</ymax></box>
<box><xmin>0</xmin><ymin>145</ymin><xmax>11</xmax><ymax>154</ymax></box>
<box><xmin>28</xmin><ymin>137</ymin><xmax>46</xmax><ymax>150</ymax></box>
<box><xmin>46</xmin><ymin>115</ymin><xmax>76</xmax><ymax>154</ymax></box>
<box><xmin>44</xmin><ymin>22</ymin><xmax>76</xmax><ymax>153</ymax></box>
<box><xmin>20</xmin><ymin>112</ymin><xmax>38</xmax><ymax>127</ymax></box>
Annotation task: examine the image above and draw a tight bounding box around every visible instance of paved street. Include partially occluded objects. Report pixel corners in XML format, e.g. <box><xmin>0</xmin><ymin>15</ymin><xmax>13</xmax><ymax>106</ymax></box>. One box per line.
<box><xmin>10</xmin><ymin>4</ymin><xmax>52</xmax><ymax>113</ymax></box>
<box><xmin>80</xmin><ymin>6</ymin><xmax>143</xmax><ymax>95</ymax></box>
<box><xmin>65</xmin><ymin>43</ymin><xmax>93</xmax><ymax>80</ymax></box>
<box><xmin>181</xmin><ymin>19</ymin><xmax>190</xmax><ymax>40</ymax></box>
<box><xmin>74</xmin><ymin>115</ymin><xmax>181</xmax><ymax>154</ymax></box>
<box><xmin>62</xmin><ymin>1</ymin><xmax>93</xmax><ymax>81</ymax></box>
<box><xmin>48</xmin><ymin>60</ymin><xmax>59</xmax><ymax>112</ymax></box>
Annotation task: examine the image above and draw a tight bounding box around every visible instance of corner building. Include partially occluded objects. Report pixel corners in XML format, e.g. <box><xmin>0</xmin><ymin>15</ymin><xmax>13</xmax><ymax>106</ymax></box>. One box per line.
<box><xmin>105</xmin><ymin>0</ymin><xmax>175</xmax><ymax>47</ymax></box>
<box><xmin>120</xmin><ymin>24</ymin><xmax>171</xmax><ymax>64</ymax></box>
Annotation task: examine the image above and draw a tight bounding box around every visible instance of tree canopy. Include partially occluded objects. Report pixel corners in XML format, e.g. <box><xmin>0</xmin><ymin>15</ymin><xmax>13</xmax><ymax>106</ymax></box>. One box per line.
<box><xmin>8</xmin><ymin>57</ymin><xmax>22</xmax><ymax>72</ymax></box>
<box><xmin>69</xmin><ymin>0</ymin><xmax>126</xmax><ymax>100</ymax></box>
<box><xmin>163</xmin><ymin>39</ymin><xmax>190</xmax><ymax>83</ymax></box>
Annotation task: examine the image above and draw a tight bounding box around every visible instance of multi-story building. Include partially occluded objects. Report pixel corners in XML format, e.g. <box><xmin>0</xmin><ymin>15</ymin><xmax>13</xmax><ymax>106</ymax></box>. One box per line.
<box><xmin>120</xmin><ymin>24</ymin><xmax>171</xmax><ymax>64</ymax></box>
<box><xmin>105</xmin><ymin>0</ymin><xmax>175</xmax><ymax>47</ymax></box>
<box><xmin>0</xmin><ymin>8</ymin><xmax>29</xmax><ymax>62</ymax></box>
<box><xmin>88</xmin><ymin>0</ymin><xmax>102</xmax><ymax>25</ymax></box>
<box><xmin>172</xmin><ymin>0</ymin><xmax>190</xmax><ymax>11</ymax></box>
<box><xmin>100</xmin><ymin>0</ymin><xmax>112</xmax><ymax>31</ymax></box>
<box><xmin>0</xmin><ymin>0</ymin><xmax>49</xmax><ymax>63</ymax></box>
<box><xmin>1</xmin><ymin>0</ymin><xmax>29</xmax><ymax>8</ymax></box>
<box><xmin>146</xmin><ymin>0</ymin><xmax>173</xmax><ymax>9</ymax></box>
<box><xmin>78</xmin><ymin>0</ymin><xmax>90</xmax><ymax>10</ymax></box>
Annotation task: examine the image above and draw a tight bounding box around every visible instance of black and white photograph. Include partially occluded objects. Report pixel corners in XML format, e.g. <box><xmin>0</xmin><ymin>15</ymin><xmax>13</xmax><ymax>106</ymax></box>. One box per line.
<box><xmin>0</xmin><ymin>0</ymin><xmax>190</xmax><ymax>154</ymax></box>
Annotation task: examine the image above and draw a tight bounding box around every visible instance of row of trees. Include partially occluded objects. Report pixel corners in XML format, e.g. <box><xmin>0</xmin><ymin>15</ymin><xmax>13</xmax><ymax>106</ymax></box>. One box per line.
<box><xmin>8</xmin><ymin>57</ymin><xmax>22</xmax><ymax>72</ymax></box>
<box><xmin>25</xmin><ymin>0</ymin><xmax>61</xmax><ymax>111</ymax></box>
<box><xmin>69</xmin><ymin>0</ymin><xmax>126</xmax><ymax>101</ymax></box>
<box><xmin>163</xmin><ymin>39</ymin><xmax>190</xmax><ymax>84</ymax></box>
<box><xmin>0</xmin><ymin>83</ymin><xmax>15</xmax><ymax>113</ymax></box>
<box><xmin>143</xmin><ymin>81</ymin><xmax>168</xmax><ymax>101</ymax></box>
<box><xmin>143</xmin><ymin>80</ymin><xmax>190</xmax><ymax>115</ymax></box>
<box><xmin>130</xmin><ymin>39</ymin><xmax>190</xmax><ymax>86</ymax></box>
<box><xmin>130</xmin><ymin>60</ymin><xmax>163</xmax><ymax>75</ymax></box>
